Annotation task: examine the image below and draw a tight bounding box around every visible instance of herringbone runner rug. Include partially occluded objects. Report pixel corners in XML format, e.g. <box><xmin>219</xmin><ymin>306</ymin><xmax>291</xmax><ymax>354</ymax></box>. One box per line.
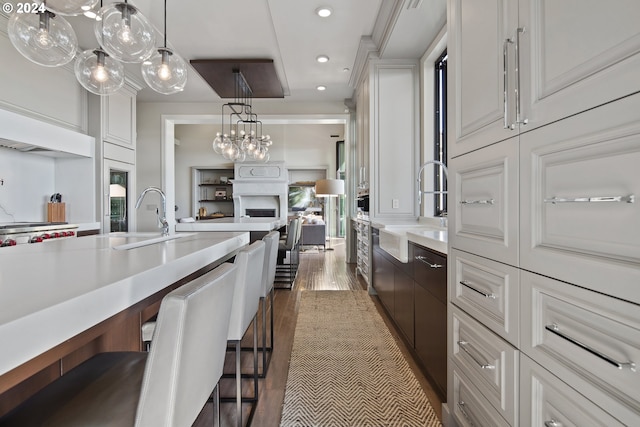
<box><xmin>280</xmin><ymin>290</ymin><xmax>442</xmax><ymax>427</ymax></box>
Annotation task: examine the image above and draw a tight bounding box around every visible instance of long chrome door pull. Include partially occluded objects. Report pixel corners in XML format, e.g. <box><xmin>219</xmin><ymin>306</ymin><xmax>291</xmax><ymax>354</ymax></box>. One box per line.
<box><xmin>415</xmin><ymin>255</ymin><xmax>443</xmax><ymax>268</ymax></box>
<box><xmin>460</xmin><ymin>280</ymin><xmax>496</xmax><ymax>299</ymax></box>
<box><xmin>457</xmin><ymin>340</ymin><xmax>496</xmax><ymax>370</ymax></box>
<box><xmin>457</xmin><ymin>401</ymin><xmax>475</xmax><ymax>426</ymax></box>
<box><xmin>503</xmin><ymin>37</ymin><xmax>515</xmax><ymax>130</ymax></box>
<box><xmin>544</xmin><ymin>195</ymin><xmax>635</xmax><ymax>204</ymax></box>
<box><xmin>460</xmin><ymin>199</ymin><xmax>495</xmax><ymax>205</ymax></box>
<box><xmin>515</xmin><ymin>27</ymin><xmax>528</xmax><ymax>126</ymax></box>
<box><xmin>545</xmin><ymin>324</ymin><xmax>636</xmax><ymax>372</ymax></box>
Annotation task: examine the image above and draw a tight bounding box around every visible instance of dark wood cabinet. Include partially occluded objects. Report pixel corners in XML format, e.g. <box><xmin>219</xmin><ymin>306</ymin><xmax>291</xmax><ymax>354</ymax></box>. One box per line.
<box><xmin>372</xmin><ymin>228</ymin><xmax>447</xmax><ymax>401</ymax></box>
<box><xmin>394</xmin><ymin>267</ymin><xmax>415</xmax><ymax>346</ymax></box>
<box><xmin>372</xmin><ymin>229</ymin><xmax>395</xmax><ymax>315</ymax></box>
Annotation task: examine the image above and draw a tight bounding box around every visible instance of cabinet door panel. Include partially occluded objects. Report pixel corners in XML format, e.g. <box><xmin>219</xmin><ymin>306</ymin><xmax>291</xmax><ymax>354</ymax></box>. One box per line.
<box><xmin>520</xmin><ymin>355</ymin><xmax>626</xmax><ymax>427</ymax></box>
<box><xmin>520</xmin><ymin>0</ymin><xmax>640</xmax><ymax>133</ymax></box>
<box><xmin>521</xmin><ymin>271</ymin><xmax>640</xmax><ymax>425</ymax></box>
<box><xmin>415</xmin><ymin>284</ymin><xmax>447</xmax><ymax>399</ymax></box>
<box><xmin>103</xmin><ymin>89</ymin><xmax>135</xmax><ymax>147</ymax></box>
<box><xmin>451</xmin><ymin>306</ymin><xmax>519</xmax><ymax>424</ymax></box>
<box><xmin>373</xmin><ymin>248</ymin><xmax>394</xmax><ymax>315</ymax></box>
<box><xmin>450</xmin><ymin>137</ymin><xmax>519</xmax><ymax>266</ymax></box>
<box><xmin>449</xmin><ymin>249</ymin><xmax>519</xmax><ymax>346</ymax></box>
<box><xmin>520</xmin><ymin>94</ymin><xmax>640</xmax><ymax>304</ymax></box>
<box><xmin>413</xmin><ymin>245</ymin><xmax>447</xmax><ymax>304</ymax></box>
<box><xmin>449</xmin><ymin>0</ymin><xmax>519</xmax><ymax>157</ymax></box>
<box><xmin>394</xmin><ymin>269</ymin><xmax>414</xmax><ymax>346</ymax></box>
<box><xmin>451</xmin><ymin>362</ymin><xmax>511</xmax><ymax>427</ymax></box>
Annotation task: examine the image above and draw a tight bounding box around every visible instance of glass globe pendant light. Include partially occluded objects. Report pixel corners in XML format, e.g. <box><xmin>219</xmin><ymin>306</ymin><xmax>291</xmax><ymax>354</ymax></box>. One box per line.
<box><xmin>95</xmin><ymin>0</ymin><xmax>155</xmax><ymax>63</ymax></box>
<box><xmin>74</xmin><ymin>48</ymin><xmax>124</xmax><ymax>95</ymax></box>
<box><xmin>40</xmin><ymin>0</ymin><xmax>100</xmax><ymax>16</ymax></box>
<box><xmin>141</xmin><ymin>0</ymin><xmax>187</xmax><ymax>94</ymax></box>
<box><xmin>7</xmin><ymin>8</ymin><xmax>78</xmax><ymax>67</ymax></box>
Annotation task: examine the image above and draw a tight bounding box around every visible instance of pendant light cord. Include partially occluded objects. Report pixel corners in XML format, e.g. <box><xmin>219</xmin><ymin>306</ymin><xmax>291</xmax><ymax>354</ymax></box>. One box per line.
<box><xmin>164</xmin><ymin>0</ymin><xmax>167</xmax><ymax>48</ymax></box>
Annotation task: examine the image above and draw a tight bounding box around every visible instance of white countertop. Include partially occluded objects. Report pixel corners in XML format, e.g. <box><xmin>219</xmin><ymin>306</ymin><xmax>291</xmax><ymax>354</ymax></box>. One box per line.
<box><xmin>176</xmin><ymin>217</ymin><xmax>284</xmax><ymax>232</ymax></box>
<box><xmin>0</xmin><ymin>231</ymin><xmax>249</xmax><ymax>376</ymax></box>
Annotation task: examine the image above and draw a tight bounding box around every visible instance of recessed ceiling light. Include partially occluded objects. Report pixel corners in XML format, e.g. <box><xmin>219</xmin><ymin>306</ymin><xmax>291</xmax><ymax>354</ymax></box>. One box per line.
<box><xmin>316</xmin><ymin>55</ymin><xmax>329</xmax><ymax>63</ymax></box>
<box><xmin>343</xmin><ymin>67</ymin><xmax>350</xmax><ymax>72</ymax></box>
<box><xmin>316</xmin><ymin>7</ymin><xmax>332</xmax><ymax>18</ymax></box>
<box><xmin>317</xmin><ymin>85</ymin><xmax>327</xmax><ymax>91</ymax></box>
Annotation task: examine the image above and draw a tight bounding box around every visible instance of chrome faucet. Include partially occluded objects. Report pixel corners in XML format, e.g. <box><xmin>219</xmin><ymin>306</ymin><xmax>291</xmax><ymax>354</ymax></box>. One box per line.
<box><xmin>135</xmin><ymin>187</ymin><xmax>169</xmax><ymax>236</ymax></box>
<box><xmin>417</xmin><ymin>160</ymin><xmax>449</xmax><ymax>221</ymax></box>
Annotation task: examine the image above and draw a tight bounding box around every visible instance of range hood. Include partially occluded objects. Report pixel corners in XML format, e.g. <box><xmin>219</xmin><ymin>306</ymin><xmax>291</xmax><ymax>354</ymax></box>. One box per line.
<box><xmin>0</xmin><ymin>108</ymin><xmax>94</xmax><ymax>158</ymax></box>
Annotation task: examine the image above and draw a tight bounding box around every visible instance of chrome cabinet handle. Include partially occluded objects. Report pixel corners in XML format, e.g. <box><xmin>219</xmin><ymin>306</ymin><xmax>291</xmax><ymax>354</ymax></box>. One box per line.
<box><xmin>515</xmin><ymin>27</ymin><xmax>528</xmax><ymax>126</ymax></box>
<box><xmin>457</xmin><ymin>401</ymin><xmax>475</xmax><ymax>426</ymax></box>
<box><xmin>544</xmin><ymin>195</ymin><xmax>635</xmax><ymax>204</ymax></box>
<box><xmin>545</xmin><ymin>324</ymin><xmax>636</xmax><ymax>372</ymax></box>
<box><xmin>460</xmin><ymin>280</ymin><xmax>496</xmax><ymax>299</ymax></box>
<box><xmin>503</xmin><ymin>37</ymin><xmax>515</xmax><ymax>130</ymax></box>
<box><xmin>460</xmin><ymin>199</ymin><xmax>495</xmax><ymax>205</ymax></box>
<box><xmin>544</xmin><ymin>420</ymin><xmax>562</xmax><ymax>427</ymax></box>
<box><xmin>415</xmin><ymin>255</ymin><xmax>443</xmax><ymax>268</ymax></box>
<box><xmin>457</xmin><ymin>340</ymin><xmax>495</xmax><ymax>370</ymax></box>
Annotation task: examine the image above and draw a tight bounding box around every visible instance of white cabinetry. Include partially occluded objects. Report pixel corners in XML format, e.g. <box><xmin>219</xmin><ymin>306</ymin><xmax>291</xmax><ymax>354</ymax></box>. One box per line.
<box><xmin>355</xmin><ymin>59</ymin><xmax>418</xmax><ymax>221</ymax></box>
<box><xmin>520</xmin><ymin>95</ymin><xmax>640</xmax><ymax>304</ymax></box>
<box><xmin>449</xmin><ymin>138</ymin><xmax>519</xmax><ymax>266</ymax></box>
<box><xmin>449</xmin><ymin>0</ymin><xmax>640</xmax><ymax>158</ymax></box>
<box><xmin>355</xmin><ymin>218</ymin><xmax>371</xmax><ymax>287</ymax></box>
<box><xmin>89</xmin><ymin>83</ymin><xmax>140</xmax><ymax>233</ymax></box>
<box><xmin>447</xmin><ymin>1</ymin><xmax>640</xmax><ymax>426</ymax></box>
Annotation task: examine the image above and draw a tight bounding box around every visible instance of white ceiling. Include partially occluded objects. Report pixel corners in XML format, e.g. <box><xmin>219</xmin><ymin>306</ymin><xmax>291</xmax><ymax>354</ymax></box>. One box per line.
<box><xmin>65</xmin><ymin>0</ymin><xmax>446</xmax><ymax>104</ymax></box>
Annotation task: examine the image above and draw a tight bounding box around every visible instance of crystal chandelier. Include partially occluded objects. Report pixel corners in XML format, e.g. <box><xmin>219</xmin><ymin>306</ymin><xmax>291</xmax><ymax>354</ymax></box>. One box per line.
<box><xmin>212</xmin><ymin>70</ymin><xmax>273</xmax><ymax>162</ymax></box>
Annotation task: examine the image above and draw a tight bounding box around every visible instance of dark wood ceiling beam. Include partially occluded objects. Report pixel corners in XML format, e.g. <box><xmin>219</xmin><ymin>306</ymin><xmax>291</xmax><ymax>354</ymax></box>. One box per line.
<box><xmin>189</xmin><ymin>59</ymin><xmax>284</xmax><ymax>99</ymax></box>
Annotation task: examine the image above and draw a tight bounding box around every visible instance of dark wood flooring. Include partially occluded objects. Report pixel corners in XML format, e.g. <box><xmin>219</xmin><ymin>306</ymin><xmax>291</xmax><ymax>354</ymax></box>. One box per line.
<box><xmin>193</xmin><ymin>239</ymin><xmax>444</xmax><ymax>427</ymax></box>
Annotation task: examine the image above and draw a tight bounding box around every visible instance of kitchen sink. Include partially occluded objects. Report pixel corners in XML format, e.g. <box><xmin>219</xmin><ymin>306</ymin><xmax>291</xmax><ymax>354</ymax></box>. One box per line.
<box><xmin>108</xmin><ymin>233</ymin><xmax>194</xmax><ymax>250</ymax></box>
<box><xmin>379</xmin><ymin>225</ymin><xmax>447</xmax><ymax>262</ymax></box>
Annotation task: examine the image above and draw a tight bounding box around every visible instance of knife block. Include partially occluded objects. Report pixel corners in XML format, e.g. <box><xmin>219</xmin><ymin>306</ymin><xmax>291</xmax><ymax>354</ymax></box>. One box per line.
<box><xmin>47</xmin><ymin>203</ymin><xmax>66</xmax><ymax>222</ymax></box>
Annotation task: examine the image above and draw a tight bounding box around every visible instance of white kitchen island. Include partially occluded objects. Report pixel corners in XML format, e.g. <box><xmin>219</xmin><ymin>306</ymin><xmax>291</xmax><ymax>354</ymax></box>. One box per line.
<box><xmin>176</xmin><ymin>217</ymin><xmax>284</xmax><ymax>232</ymax></box>
<box><xmin>0</xmin><ymin>231</ymin><xmax>248</xmax><ymax>411</ymax></box>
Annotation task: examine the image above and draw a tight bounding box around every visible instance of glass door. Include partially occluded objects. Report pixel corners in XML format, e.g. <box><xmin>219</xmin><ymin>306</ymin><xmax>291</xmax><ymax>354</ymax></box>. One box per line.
<box><xmin>104</xmin><ymin>159</ymin><xmax>136</xmax><ymax>233</ymax></box>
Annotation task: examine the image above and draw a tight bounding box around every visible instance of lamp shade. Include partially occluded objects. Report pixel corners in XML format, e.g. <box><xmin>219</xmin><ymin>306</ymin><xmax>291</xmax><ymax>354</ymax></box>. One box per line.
<box><xmin>42</xmin><ymin>0</ymin><xmax>100</xmax><ymax>16</ymax></box>
<box><xmin>315</xmin><ymin>179</ymin><xmax>344</xmax><ymax>197</ymax></box>
<box><xmin>141</xmin><ymin>47</ymin><xmax>188</xmax><ymax>94</ymax></box>
<box><xmin>8</xmin><ymin>11</ymin><xmax>78</xmax><ymax>67</ymax></box>
<box><xmin>95</xmin><ymin>2</ymin><xmax>156</xmax><ymax>63</ymax></box>
<box><xmin>74</xmin><ymin>48</ymin><xmax>125</xmax><ymax>95</ymax></box>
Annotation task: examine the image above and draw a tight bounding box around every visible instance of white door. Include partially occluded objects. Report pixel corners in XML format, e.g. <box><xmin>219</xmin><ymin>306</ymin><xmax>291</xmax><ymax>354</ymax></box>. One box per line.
<box><xmin>448</xmin><ymin>0</ymin><xmax>519</xmax><ymax>158</ymax></box>
<box><xmin>519</xmin><ymin>0</ymin><xmax>640</xmax><ymax>133</ymax></box>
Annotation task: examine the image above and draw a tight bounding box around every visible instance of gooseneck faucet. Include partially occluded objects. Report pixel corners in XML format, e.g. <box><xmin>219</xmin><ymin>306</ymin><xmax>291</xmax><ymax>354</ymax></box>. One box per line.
<box><xmin>417</xmin><ymin>160</ymin><xmax>449</xmax><ymax>221</ymax></box>
<box><xmin>135</xmin><ymin>187</ymin><xmax>169</xmax><ymax>236</ymax></box>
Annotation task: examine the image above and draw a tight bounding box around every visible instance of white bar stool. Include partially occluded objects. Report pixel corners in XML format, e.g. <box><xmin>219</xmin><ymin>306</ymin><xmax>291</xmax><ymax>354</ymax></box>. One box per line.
<box><xmin>0</xmin><ymin>263</ymin><xmax>238</xmax><ymax>427</ymax></box>
<box><xmin>220</xmin><ymin>240</ymin><xmax>265</xmax><ymax>427</ymax></box>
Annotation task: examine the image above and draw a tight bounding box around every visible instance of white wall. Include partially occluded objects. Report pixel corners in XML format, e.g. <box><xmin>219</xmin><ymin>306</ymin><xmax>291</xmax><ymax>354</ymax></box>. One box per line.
<box><xmin>0</xmin><ymin>148</ymin><xmax>55</xmax><ymax>222</ymax></box>
<box><xmin>136</xmin><ymin>101</ymin><xmax>347</xmax><ymax>230</ymax></box>
<box><xmin>173</xmin><ymin>122</ymin><xmax>343</xmax><ymax>219</ymax></box>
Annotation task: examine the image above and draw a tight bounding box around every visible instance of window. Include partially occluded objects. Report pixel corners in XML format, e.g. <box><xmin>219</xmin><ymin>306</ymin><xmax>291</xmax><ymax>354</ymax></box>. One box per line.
<box><xmin>434</xmin><ymin>49</ymin><xmax>448</xmax><ymax>217</ymax></box>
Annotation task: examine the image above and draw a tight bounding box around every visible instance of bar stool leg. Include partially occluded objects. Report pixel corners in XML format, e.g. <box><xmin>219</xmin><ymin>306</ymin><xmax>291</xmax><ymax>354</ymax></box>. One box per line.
<box><xmin>235</xmin><ymin>340</ymin><xmax>242</xmax><ymax>427</ymax></box>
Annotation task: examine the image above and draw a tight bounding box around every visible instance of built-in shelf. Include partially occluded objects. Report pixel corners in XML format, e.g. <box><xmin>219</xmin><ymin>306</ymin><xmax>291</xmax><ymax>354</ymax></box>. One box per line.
<box><xmin>192</xmin><ymin>167</ymin><xmax>235</xmax><ymax>218</ymax></box>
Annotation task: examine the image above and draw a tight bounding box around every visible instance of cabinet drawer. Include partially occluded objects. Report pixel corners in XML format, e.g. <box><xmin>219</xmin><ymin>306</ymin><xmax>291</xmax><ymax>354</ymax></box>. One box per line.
<box><xmin>449</xmin><ymin>249</ymin><xmax>520</xmax><ymax>346</ymax></box>
<box><xmin>450</xmin><ymin>305</ymin><xmax>519</xmax><ymax>425</ymax></box>
<box><xmin>520</xmin><ymin>355</ymin><xmax>626</xmax><ymax>427</ymax></box>
<box><xmin>450</xmin><ymin>361</ymin><xmax>510</xmax><ymax>427</ymax></box>
<box><xmin>520</xmin><ymin>95</ymin><xmax>640</xmax><ymax>304</ymax></box>
<box><xmin>521</xmin><ymin>271</ymin><xmax>640</xmax><ymax>425</ymax></box>
<box><xmin>413</xmin><ymin>245</ymin><xmax>447</xmax><ymax>304</ymax></box>
<box><xmin>449</xmin><ymin>138</ymin><xmax>519</xmax><ymax>266</ymax></box>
